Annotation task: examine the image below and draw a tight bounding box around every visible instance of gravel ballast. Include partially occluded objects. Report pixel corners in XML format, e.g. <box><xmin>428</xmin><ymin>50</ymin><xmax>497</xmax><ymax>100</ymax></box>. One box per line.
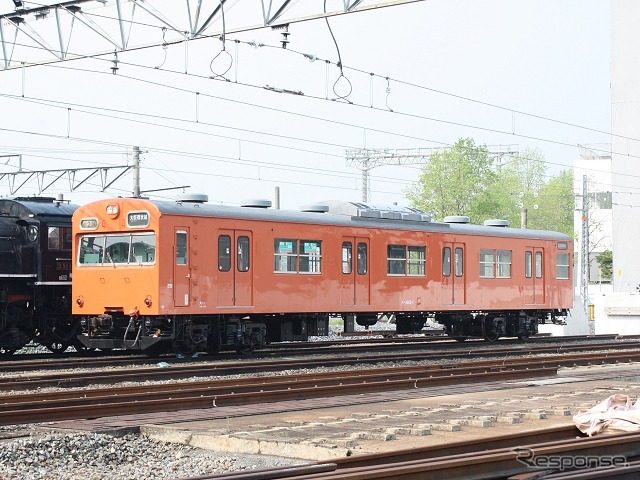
<box><xmin>0</xmin><ymin>429</ymin><xmax>302</xmax><ymax>480</ymax></box>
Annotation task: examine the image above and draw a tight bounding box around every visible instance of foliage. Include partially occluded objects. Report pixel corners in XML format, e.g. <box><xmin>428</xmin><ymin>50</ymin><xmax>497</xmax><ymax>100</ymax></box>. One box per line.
<box><xmin>596</xmin><ymin>249</ymin><xmax>613</xmax><ymax>280</ymax></box>
<box><xmin>405</xmin><ymin>141</ymin><xmax>574</xmax><ymax>236</ymax></box>
<box><xmin>404</xmin><ymin>138</ymin><xmax>497</xmax><ymax>224</ymax></box>
<box><xmin>528</xmin><ymin>169</ymin><xmax>574</xmax><ymax>237</ymax></box>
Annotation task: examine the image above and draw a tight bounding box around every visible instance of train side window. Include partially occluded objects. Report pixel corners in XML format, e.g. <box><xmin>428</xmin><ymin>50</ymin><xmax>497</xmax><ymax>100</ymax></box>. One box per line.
<box><xmin>479</xmin><ymin>249</ymin><xmax>494</xmax><ymax>278</ymax></box>
<box><xmin>442</xmin><ymin>247</ymin><xmax>451</xmax><ymax>277</ymax></box>
<box><xmin>408</xmin><ymin>246</ymin><xmax>426</xmax><ymax>276</ymax></box>
<box><xmin>218</xmin><ymin>235</ymin><xmax>231</xmax><ymax>272</ymax></box>
<box><xmin>556</xmin><ymin>253</ymin><xmax>570</xmax><ymax>279</ymax></box>
<box><xmin>238</xmin><ymin>236</ymin><xmax>250</xmax><ymax>272</ymax></box>
<box><xmin>176</xmin><ymin>231</ymin><xmax>187</xmax><ymax>265</ymax></box>
<box><xmin>525</xmin><ymin>251</ymin><xmax>532</xmax><ymax>278</ymax></box>
<box><xmin>357</xmin><ymin>243</ymin><xmax>367</xmax><ymax>275</ymax></box>
<box><xmin>62</xmin><ymin>228</ymin><xmax>72</xmax><ymax>249</ymax></box>
<box><xmin>455</xmin><ymin>247</ymin><xmax>464</xmax><ymax>277</ymax></box>
<box><xmin>300</xmin><ymin>240</ymin><xmax>321</xmax><ymax>274</ymax></box>
<box><xmin>535</xmin><ymin>251</ymin><xmax>543</xmax><ymax>278</ymax></box>
<box><xmin>387</xmin><ymin>245</ymin><xmax>406</xmax><ymax>275</ymax></box>
<box><xmin>342</xmin><ymin>242</ymin><xmax>352</xmax><ymax>274</ymax></box>
<box><xmin>48</xmin><ymin>227</ymin><xmax>60</xmax><ymax>250</ymax></box>
<box><xmin>496</xmin><ymin>250</ymin><xmax>511</xmax><ymax>278</ymax></box>
<box><xmin>274</xmin><ymin>239</ymin><xmax>297</xmax><ymax>273</ymax></box>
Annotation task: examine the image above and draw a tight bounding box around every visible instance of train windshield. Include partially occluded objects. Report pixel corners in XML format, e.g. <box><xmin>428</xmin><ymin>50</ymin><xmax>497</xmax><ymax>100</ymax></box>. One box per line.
<box><xmin>78</xmin><ymin>233</ymin><xmax>156</xmax><ymax>265</ymax></box>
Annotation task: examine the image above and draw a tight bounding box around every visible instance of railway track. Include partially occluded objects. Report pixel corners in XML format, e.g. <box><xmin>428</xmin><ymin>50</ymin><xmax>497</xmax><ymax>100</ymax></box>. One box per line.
<box><xmin>2</xmin><ymin>349</ymin><xmax>640</xmax><ymax>426</ymax></box>
<box><xmin>176</xmin><ymin>427</ymin><xmax>640</xmax><ymax>479</ymax></box>
<box><xmin>2</xmin><ymin>339</ymin><xmax>640</xmax><ymax>389</ymax></box>
<box><xmin>0</xmin><ymin>361</ymin><xmax>556</xmax><ymax>425</ymax></box>
<box><xmin>0</xmin><ymin>336</ymin><xmax>640</xmax><ymax>378</ymax></box>
<box><xmin>0</xmin><ymin>330</ymin><xmax>620</xmax><ymax>371</ymax></box>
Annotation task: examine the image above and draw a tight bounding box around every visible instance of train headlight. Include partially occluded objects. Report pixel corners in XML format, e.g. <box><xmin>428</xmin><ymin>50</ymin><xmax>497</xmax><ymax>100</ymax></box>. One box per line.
<box><xmin>106</xmin><ymin>204</ymin><xmax>119</xmax><ymax>217</ymax></box>
<box><xmin>27</xmin><ymin>225</ymin><xmax>39</xmax><ymax>242</ymax></box>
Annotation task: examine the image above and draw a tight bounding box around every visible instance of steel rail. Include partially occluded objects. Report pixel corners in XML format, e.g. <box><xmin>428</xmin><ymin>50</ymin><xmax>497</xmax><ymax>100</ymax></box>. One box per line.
<box><xmin>3</xmin><ymin>341</ymin><xmax>640</xmax><ymax>389</ymax></box>
<box><xmin>0</xmin><ymin>334</ymin><xmax>627</xmax><ymax>373</ymax></box>
<box><xmin>172</xmin><ymin>429</ymin><xmax>640</xmax><ymax>479</ymax></box>
<box><xmin>0</xmin><ymin>366</ymin><xmax>555</xmax><ymax>425</ymax></box>
<box><xmin>0</xmin><ymin>362</ymin><xmax>556</xmax><ymax>407</ymax></box>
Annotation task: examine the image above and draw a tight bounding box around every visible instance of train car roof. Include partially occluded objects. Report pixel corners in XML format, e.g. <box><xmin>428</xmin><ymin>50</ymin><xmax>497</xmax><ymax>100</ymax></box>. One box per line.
<box><xmin>0</xmin><ymin>197</ymin><xmax>79</xmax><ymax>219</ymax></box>
<box><xmin>110</xmin><ymin>198</ymin><xmax>572</xmax><ymax>242</ymax></box>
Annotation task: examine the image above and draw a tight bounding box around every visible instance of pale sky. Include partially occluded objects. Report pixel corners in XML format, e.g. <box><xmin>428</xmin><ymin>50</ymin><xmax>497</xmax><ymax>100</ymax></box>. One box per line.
<box><xmin>0</xmin><ymin>0</ymin><xmax>611</xmax><ymax>210</ymax></box>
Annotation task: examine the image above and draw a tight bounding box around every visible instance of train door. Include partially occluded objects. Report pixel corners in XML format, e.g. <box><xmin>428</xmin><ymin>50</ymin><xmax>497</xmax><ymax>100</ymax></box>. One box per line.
<box><xmin>174</xmin><ymin>228</ymin><xmax>190</xmax><ymax>307</ymax></box>
<box><xmin>524</xmin><ymin>247</ymin><xmax>545</xmax><ymax>304</ymax></box>
<box><xmin>217</xmin><ymin>230</ymin><xmax>253</xmax><ymax>307</ymax></box>
<box><xmin>340</xmin><ymin>237</ymin><xmax>370</xmax><ymax>306</ymax></box>
<box><xmin>442</xmin><ymin>243</ymin><xmax>466</xmax><ymax>305</ymax></box>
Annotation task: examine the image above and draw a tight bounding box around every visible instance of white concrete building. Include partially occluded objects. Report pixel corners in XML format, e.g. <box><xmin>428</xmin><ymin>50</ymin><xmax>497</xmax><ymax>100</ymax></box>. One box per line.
<box><xmin>583</xmin><ymin>0</ymin><xmax>640</xmax><ymax>335</ymax></box>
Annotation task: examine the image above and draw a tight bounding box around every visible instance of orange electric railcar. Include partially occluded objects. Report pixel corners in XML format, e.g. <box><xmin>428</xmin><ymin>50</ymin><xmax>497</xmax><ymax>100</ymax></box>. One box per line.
<box><xmin>71</xmin><ymin>196</ymin><xmax>573</xmax><ymax>354</ymax></box>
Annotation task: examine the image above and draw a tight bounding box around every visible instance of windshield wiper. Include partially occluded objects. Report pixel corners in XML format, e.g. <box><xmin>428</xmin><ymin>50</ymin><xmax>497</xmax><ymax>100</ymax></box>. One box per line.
<box><xmin>106</xmin><ymin>251</ymin><xmax>116</xmax><ymax>268</ymax></box>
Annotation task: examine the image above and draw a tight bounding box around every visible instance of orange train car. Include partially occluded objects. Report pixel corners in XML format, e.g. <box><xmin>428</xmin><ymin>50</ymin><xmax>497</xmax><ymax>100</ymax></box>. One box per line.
<box><xmin>71</xmin><ymin>196</ymin><xmax>573</xmax><ymax>354</ymax></box>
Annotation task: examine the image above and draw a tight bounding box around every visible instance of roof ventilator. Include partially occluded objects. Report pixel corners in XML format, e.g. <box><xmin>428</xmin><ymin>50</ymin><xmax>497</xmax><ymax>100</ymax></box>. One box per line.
<box><xmin>444</xmin><ymin>215</ymin><xmax>470</xmax><ymax>224</ymax></box>
<box><xmin>241</xmin><ymin>199</ymin><xmax>272</xmax><ymax>208</ymax></box>
<box><xmin>300</xmin><ymin>204</ymin><xmax>329</xmax><ymax>213</ymax></box>
<box><xmin>175</xmin><ymin>194</ymin><xmax>208</xmax><ymax>204</ymax></box>
<box><xmin>484</xmin><ymin>219</ymin><xmax>509</xmax><ymax>227</ymax></box>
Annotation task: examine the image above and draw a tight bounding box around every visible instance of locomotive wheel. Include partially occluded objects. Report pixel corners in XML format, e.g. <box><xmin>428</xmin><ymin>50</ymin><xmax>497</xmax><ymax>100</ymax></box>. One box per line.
<box><xmin>73</xmin><ymin>344</ymin><xmax>96</xmax><ymax>354</ymax></box>
<box><xmin>45</xmin><ymin>342</ymin><xmax>69</xmax><ymax>354</ymax></box>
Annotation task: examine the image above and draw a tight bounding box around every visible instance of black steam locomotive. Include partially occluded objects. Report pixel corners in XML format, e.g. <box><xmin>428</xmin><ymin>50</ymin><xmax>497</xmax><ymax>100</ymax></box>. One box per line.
<box><xmin>0</xmin><ymin>196</ymin><xmax>81</xmax><ymax>355</ymax></box>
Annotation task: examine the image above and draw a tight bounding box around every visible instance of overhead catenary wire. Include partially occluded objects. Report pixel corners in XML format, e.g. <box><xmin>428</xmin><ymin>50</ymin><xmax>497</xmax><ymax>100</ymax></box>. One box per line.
<box><xmin>0</xmin><ymin>18</ymin><xmax>625</xmax><ymax>199</ymax></box>
<box><xmin>0</xmin><ymin>30</ymin><xmax>624</xmax><ymax>151</ymax></box>
<box><xmin>3</xmin><ymin>57</ymin><xmax>621</xmax><ymax>173</ymax></box>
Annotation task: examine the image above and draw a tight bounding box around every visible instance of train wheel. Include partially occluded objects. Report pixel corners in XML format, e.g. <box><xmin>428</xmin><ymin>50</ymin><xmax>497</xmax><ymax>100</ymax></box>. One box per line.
<box><xmin>45</xmin><ymin>342</ymin><xmax>69</xmax><ymax>354</ymax></box>
<box><xmin>518</xmin><ymin>333</ymin><xmax>531</xmax><ymax>341</ymax></box>
<box><xmin>483</xmin><ymin>328</ymin><xmax>499</xmax><ymax>342</ymax></box>
<box><xmin>454</xmin><ymin>336</ymin><xmax>468</xmax><ymax>342</ymax></box>
<box><xmin>236</xmin><ymin>343</ymin><xmax>255</xmax><ymax>355</ymax></box>
<box><xmin>73</xmin><ymin>344</ymin><xmax>96</xmax><ymax>354</ymax></box>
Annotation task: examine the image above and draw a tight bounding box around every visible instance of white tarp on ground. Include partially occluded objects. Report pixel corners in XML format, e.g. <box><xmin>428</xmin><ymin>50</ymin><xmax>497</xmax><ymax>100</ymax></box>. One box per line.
<box><xmin>573</xmin><ymin>394</ymin><xmax>640</xmax><ymax>436</ymax></box>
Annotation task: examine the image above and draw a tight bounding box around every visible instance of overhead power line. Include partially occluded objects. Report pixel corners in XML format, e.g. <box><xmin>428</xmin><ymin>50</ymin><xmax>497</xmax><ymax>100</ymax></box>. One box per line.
<box><xmin>0</xmin><ymin>0</ymin><xmax>424</xmax><ymax>70</ymax></box>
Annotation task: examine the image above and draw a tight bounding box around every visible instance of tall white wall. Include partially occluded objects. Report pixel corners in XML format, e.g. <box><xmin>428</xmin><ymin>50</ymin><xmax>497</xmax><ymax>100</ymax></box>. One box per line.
<box><xmin>611</xmin><ymin>0</ymin><xmax>640</xmax><ymax>293</ymax></box>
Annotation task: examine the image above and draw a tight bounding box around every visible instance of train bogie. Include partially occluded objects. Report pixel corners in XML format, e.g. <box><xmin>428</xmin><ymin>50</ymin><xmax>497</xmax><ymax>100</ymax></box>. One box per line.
<box><xmin>71</xmin><ymin>197</ymin><xmax>573</xmax><ymax>355</ymax></box>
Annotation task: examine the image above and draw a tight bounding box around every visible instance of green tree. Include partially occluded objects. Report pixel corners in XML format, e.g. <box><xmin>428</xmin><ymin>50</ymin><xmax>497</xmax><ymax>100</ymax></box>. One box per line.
<box><xmin>404</xmin><ymin>138</ymin><xmax>497</xmax><ymax>223</ymax></box>
<box><xmin>490</xmin><ymin>148</ymin><xmax>548</xmax><ymax>228</ymax></box>
<box><xmin>405</xmin><ymin>141</ymin><xmax>574</xmax><ymax>236</ymax></box>
<box><xmin>528</xmin><ymin>169</ymin><xmax>574</xmax><ymax>236</ymax></box>
<box><xmin>596</xmin><ymin>249</ymin><xmax>613</xmax><ymax>280</ymax></box>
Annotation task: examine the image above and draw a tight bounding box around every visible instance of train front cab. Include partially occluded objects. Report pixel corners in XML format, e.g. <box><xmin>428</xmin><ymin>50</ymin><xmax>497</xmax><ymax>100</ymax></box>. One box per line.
<box><xmin>73</xmin><ymin>199</ymin><xmax>268</xmax><ymax>355</ymax></box>
<box><xmin>73</xmin><ymin>201</ymin><xmax>164</xmax><ymax>352</ymax></box>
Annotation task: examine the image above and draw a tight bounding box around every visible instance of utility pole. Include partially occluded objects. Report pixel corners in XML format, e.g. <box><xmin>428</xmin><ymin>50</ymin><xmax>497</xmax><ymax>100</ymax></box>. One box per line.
<box><xmin>581</xmin><ymin>175</ymin><xmax>591</xmax><ymax>331</ymax></box>
<box><xmin>132</xmin><ymin>146</ymin><xmax>141</xmax><ymax>198</ymax></box>
<box><xmin>520</xmin><ymin>206</ymin><xmax>528</xmax><ymax>229</ymax></box>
